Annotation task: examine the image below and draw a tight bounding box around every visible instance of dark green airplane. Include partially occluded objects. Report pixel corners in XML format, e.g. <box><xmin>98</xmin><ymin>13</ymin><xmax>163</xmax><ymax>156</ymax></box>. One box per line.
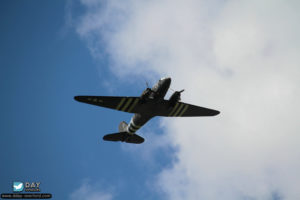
<box><xmin>74</xmin><ymin>77</ymin><xmax>220</xmax><ymax>144</ymax></box>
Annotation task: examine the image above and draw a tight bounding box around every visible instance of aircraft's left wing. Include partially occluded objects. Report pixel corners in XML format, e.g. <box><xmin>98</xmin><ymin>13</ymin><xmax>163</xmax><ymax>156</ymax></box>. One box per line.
<box><xmin>74</xmin><ymin>96</ymin><xmax>141</xmax><ymax>113</ymax></box>
<box><xmin>156</xmin><ymin>101</ymin><xmax>220</xmax><ymax>117</ymax></box>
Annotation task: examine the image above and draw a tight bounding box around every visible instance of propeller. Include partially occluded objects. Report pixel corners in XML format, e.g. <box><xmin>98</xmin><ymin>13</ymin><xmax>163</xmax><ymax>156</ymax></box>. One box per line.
<box><xmin>170</xmin><ymin>88</ymin><xmax>184</xmax><ymax>93</ymax></box>
<box><xmin>144</xmin><ymin>81</ymin><xmax>152</xmax><ymax>94</ymax></box>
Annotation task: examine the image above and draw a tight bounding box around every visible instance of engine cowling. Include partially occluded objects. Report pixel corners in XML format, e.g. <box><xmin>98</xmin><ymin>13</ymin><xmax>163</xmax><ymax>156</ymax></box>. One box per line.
<box><xmin>140</xmin><ymin>88</ymin><xmax>152</xmax><ymax>103</ymax></box>
<box><xmin>169</xmin><ymin>90</ymin><xmax>184</xmax><ymax>107</ymax></box>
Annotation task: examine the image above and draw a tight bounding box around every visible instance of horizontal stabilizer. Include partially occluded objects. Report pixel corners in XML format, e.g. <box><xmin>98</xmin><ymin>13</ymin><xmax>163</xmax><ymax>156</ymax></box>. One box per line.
<box><xmin>103</xmin><ymin>132</ymin><xmax>144</xmax><ymax>144</ymax></box>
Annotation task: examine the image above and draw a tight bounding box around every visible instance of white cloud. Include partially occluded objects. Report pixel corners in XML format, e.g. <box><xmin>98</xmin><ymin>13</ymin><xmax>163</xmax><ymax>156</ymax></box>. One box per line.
<box><xmin>69</xmin><ymin>180</ymin><xmax>113</xmax><ymax>200</ymax></box>
<box><xmin>119</xmin><ymin>128</ymin><xmax>175</xmax><ymax>165</ymax></box>
<box><xmin>76</xmin><ymin>0</ymin><xmax>300</xmax><ymax>199</ymax></box>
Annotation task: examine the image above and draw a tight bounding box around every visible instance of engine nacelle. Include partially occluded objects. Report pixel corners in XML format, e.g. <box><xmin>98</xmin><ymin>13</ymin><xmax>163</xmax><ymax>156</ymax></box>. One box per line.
<box><xmin>140</xmin><ymin>88</ymin><xmax>152</xmax><ymax>103</ymax></box>
<box><xmin>169</xmin><ymin>91</ymin><xmax>181</xmax><ymax>107</ymax></box>
<box><xmin>169</xmin><ymin>89</ymin><xmax>184</xmax><ymax>107</ymax></box>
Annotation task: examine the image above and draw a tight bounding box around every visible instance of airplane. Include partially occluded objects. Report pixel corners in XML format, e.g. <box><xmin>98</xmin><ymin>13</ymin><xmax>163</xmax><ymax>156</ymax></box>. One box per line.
<box><xmin>74</xmin><ymin>77</ymin><xmax>220</xmax><ymax>144</ymax></box>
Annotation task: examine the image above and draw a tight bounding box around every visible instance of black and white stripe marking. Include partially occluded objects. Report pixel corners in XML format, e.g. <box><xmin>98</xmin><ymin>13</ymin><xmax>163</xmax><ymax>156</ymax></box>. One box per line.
<box><xmin>127</xmin><ymin>120</ymin><xmax>141</xmax><ymax>134</ymax></box>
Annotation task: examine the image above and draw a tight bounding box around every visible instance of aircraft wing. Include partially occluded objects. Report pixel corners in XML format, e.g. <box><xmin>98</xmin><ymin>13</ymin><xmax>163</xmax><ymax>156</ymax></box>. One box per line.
<box><xmin>157</xmin><ymin>101</ymin><xmax>220</xmax><ymax>117</ymax></box>
<box><xmin>74</xmin><ymin>96</ymin><xmax>141</xmax><ymax>113</ymax></box>
<box><xmin>74</xmin><ymin>96</ymin><xmax>220</xmax><ymax>117</ymax></box>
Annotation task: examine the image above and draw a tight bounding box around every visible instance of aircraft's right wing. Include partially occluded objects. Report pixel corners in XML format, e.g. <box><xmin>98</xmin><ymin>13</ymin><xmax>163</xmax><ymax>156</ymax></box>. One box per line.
<box><xmin>156</xmin><ymin>101</ymin><xmax>220</xmax><ymax>117</ymax></box>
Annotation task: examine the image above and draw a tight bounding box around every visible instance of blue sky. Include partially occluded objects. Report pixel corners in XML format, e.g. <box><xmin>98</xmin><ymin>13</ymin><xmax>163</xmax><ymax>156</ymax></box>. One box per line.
<box><xmin>2</xmin><ymin>0</ymin><xmax>300</xmax><ymax>200</ymax></box>
<box><xmin>0</xmin><ymin>1</ymin><xmax>174</xmax><ymax>199</ymax></box>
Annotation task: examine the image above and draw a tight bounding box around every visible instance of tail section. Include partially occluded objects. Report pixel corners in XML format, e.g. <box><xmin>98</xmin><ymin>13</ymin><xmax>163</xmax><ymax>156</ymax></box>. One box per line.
<box><xmin>103</xmin><ymin>121</ymin><xmax>144</xmax><ymax>144</ymax></box>
<box><xmin>103</xmin><ymin>132</ymin><xmax>144</xmax><ymax>144</ymax></box>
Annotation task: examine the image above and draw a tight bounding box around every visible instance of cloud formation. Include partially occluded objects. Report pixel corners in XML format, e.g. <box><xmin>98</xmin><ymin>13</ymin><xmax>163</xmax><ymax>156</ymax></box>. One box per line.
<box><xmin>69</xmin><ymin>180</ymin><xmax>113</xmax><ymax>200</ymax></box>
<box><xmin>76</xmin><ymin>0</ymin><xmax>300</xmax><ymax>199</ymax></box>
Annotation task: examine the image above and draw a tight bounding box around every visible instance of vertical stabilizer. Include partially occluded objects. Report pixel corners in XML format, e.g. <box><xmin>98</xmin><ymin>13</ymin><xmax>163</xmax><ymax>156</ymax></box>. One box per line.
<box><xmin>119</xmin><ymin>121</ymin><xmax>128</xmax><ymax>132</ymax></box>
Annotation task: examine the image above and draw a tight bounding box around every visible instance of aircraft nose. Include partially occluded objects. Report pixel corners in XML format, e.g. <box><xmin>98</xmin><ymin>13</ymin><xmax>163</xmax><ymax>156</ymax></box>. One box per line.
<box><xmin>161</xmin><ymin>77</ymin><xmax>171</xmax><ymax>84</ymax></box>
<box><xmin>161</xmin><ymin>77</ymin><xmax>171</xmax><ymax>89</ymax></box>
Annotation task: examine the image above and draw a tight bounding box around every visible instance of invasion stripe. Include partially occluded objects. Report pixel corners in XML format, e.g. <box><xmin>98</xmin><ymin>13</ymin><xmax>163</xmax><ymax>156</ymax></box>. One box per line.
<box><xmin>131</xmin><ymin>120</ymin><xmax>141</xmax><ymax>128</ymax></box>
<box><xmin>119</xmin><ymin>98</ymin><xmax>129</xmax><ymax>110</ymax></box>
<box><xmin>178</xmin><ymin>105</ymin><xmax>189</xmax><ymax>116</ymax></box>
<box><xmin>127</xmin><ymin>98</ymin><xmax>139</xmax><ymax>112</ymax></box>
<box><xmin>130</xmin><ymin>124</ymin><xmax>140</xmax><ymax>131</ymax></box>
<box><xmin>131</xmin><ymin>127</ymin><xmax>139</xmax><ymax>131</ymax></box>
<box><xmin>131</xmin><ymin>124</ymin><xmax>139</xmax><ymax>130</ymax></box>
<box><xmin>116</xmin><ymin>98</ymin><xmax>126</xmax><ymax>110</ymax></box>
<box><xmin>121</xmin><ymin>98</ymin><xmax>133</xmax><ymax>111</ymax></box>
<box><xmin>127</xmin><ymin>126</ymin><xmax>136</xmax><ymax>133</ymax></box>
<box><xmin>168</xmin><ymin>103</ymin><xmax>179</xmax><ymax>116</ymax></box>
<box><xmin>130</xmin><ymin>125</ymin><xmax>140</xmax><ymax>131</ymax></box>
<box><xmin>173</xmin><ymin>104</ymin><xmax>184</xmax><ymax>116</ymax></box>
<box><xmin>124</xmin><ymin>98</ymin><xmax>135</xmax><ymax>112</ymax></box>
<box><xmin>128</xmin><ymin>125</ymin><xmax>138</xmax><ymax>132</ymax></box>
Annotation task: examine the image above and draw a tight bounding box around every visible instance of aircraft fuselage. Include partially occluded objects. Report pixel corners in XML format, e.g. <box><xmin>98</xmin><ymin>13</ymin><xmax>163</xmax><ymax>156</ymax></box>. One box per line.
<box><xmin>126</xmin><ymin>77</ymin><xmax>171</xmax><ymax>134</ymax></box>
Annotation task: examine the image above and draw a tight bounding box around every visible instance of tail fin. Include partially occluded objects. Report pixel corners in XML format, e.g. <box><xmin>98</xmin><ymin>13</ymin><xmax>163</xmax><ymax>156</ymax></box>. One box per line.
<box><xmin>103</xmin><ymin>132</ymin><xmax>144</xmax><ymax>144</ymax></box>
<box><xmin>119</xmin><ymin>121</ymin><xmax>128</xmax><ymax>132</ymax></box>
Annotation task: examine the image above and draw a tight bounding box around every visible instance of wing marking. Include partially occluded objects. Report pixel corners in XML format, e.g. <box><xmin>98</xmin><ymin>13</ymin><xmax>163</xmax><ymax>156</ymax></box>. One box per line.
<box><xmin>116</xmin><ymin>98</ymin><xmax>126</xmax><ymax>110</ymax></box>
<box><xmin>74</xmin><ymin>96</ymin><xmax>141</xmax><ymax>114</ymax></box>
<box><xmin>178</xmin><ymin>104</ymin><xmax>189</xmax><ymax>116</ymax></box>
<box><xmin>168</xmin><ymin>103</ymin><xmax>179</xmax><ymax>116</ymax></box>
<box><xmin>121</xmin><ymin>98</ymin><xmax>133</xmax><ymax>111</ymax></box>
<box><xmin>159</xmin><ymin>100</ymin><xmax>220</xmax><ymax>117</ymax></box>
<box><xmin>173</xmin><ymin>103</ymin><xmax>184</xmax><ymax>116</ymax></box>
<box><xmin>127</xmin><ymin>98</ymin><xmax>139</xmax><ymax>112</ymax></box>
